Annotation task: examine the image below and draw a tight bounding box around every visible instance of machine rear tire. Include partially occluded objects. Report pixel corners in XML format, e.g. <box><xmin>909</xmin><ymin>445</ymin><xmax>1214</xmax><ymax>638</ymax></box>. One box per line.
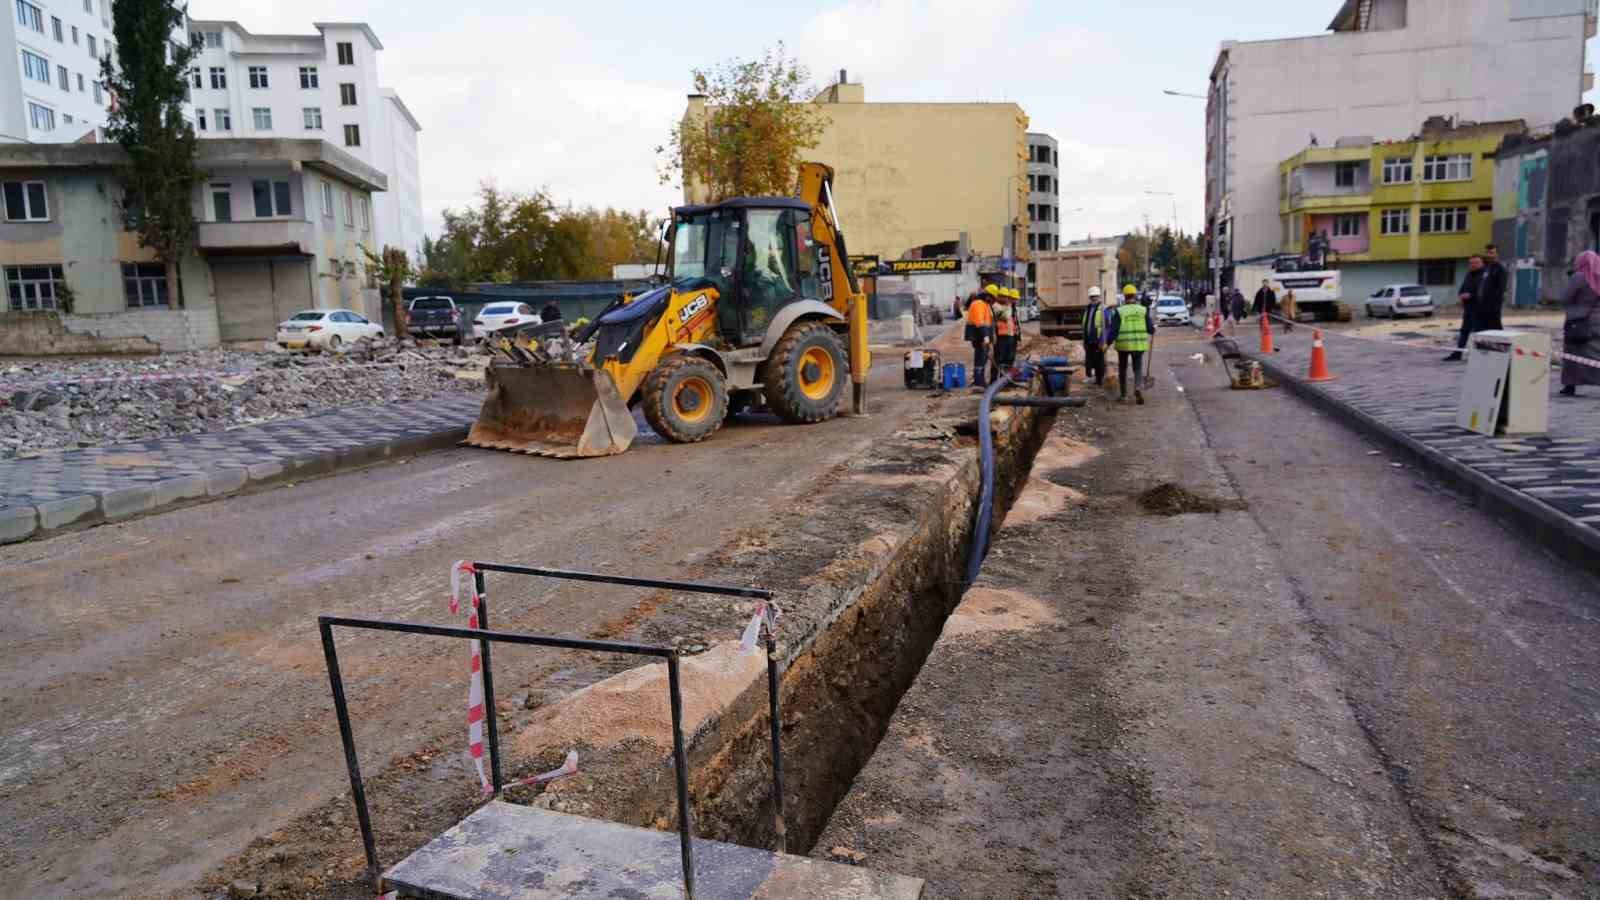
<box><xmin>763</xmin><ymin>322</ymin><xmax>847</xmax><ymax>424</ymax></box>
<box><xmin>643</xmin><ymin>355</ymin><xmax>727</xmax><ymax>443</ymax></box>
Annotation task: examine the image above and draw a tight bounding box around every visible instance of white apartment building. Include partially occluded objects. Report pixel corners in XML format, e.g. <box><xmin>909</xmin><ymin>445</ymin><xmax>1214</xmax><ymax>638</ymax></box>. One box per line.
<box><xmin>186</xmin><ymin>19</ymin><xmax>423</xmax><ymax>267</ymax></box>
<box><xmin>3</xmin><ymin>0</ymin><xmax>124</xmax><ymax>143</ymax></box>
<box><xmin>1026</xmin><ymin>132</ymin><xmax>1060</xmax><ymax>254</ymax></box>
<box><xmin>1206</xmin><ymin>0</ymin><xmax>1594</xmax><ymax>278</ymax></box>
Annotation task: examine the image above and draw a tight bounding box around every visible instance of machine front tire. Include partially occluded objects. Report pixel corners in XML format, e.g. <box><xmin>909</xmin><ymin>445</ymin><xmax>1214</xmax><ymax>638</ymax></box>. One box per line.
<box><xmin>643</xmin><ymin>355</ymin><xmax>728</xmax><ymax>444</ymax></box>
<box><xmin>764</xmin><ymin>322</ymin><xmax>847</xmax><ymax>424</ymax></box>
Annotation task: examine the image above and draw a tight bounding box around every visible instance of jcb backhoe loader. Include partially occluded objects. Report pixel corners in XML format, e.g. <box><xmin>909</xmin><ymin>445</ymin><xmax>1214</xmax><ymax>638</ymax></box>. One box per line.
<box><xmin>465</xmin><ymin>162</ymin><xmax>871</xmax><ymax>458</ymax></box>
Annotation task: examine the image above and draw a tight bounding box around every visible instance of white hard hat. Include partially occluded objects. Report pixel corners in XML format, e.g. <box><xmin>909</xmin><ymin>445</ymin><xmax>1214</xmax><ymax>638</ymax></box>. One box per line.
<box><xmin>1087</xmin><ymin>286</ymin><xmax>1102</xmax><ymax>298</ymax></box>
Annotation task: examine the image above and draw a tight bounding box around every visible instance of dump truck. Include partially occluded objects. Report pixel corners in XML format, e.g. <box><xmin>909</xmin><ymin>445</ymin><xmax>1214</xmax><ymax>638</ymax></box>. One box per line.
<box><xmin>1035</xmin><ymin>244</ymin><xmax>1118</xmax><ymax>339</ymax></box>
<box><xmin>1237</xmin><ymin>255</ymin><xmax>1349</xmax><ymax>322</ymax></box>
<box><xmin>465</xmin><ymin>161</ymin><xmax>870</xmax><ymax>458</ymax></box>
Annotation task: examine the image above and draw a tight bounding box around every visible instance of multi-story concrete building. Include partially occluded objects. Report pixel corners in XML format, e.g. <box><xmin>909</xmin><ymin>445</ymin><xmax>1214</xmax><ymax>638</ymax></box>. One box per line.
<box><xmin>3</xmin><ymin>0</ymin><xmax>128</xmax><ymax>143</ymax></box>
<box><xmin>1278</xmin><ymin>118</ymin><xmax>1525</xmax><ymax>308</ymax></box>
<box><xmin>1493</xmin><ymin>118</ymin><xmax>1600</xmax><ymax>305</ymax></box>
<box><xmin>0</xmin><ymin>139</ymin><xmax>385</xmax><ymax>351</ymax></box>
<box><xmin>185</xmin><ymin>19</ymin><xmax>422</xmax><ymax>268</ymax></box>
<box><xmin>682</xmin><ymin>72</ymin><xmax>1030</xmax><ymax>267</ymax></box>
<box><xmin>1026</xmin><ymin>132</ymin><xmax>1059</xmax><ymax>255</ymax></box>
<box><xmin>1207</xmin><ymin>0</ymin><xmax>1592</xmax><ymax>288</ymax></box>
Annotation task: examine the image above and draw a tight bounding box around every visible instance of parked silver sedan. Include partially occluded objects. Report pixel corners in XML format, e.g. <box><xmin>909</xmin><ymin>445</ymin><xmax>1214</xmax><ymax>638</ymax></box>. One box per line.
<box><xmin>1365</xmin><ymin>284</ymin><xmax>1437</xmax><ymax>319</ymax></box>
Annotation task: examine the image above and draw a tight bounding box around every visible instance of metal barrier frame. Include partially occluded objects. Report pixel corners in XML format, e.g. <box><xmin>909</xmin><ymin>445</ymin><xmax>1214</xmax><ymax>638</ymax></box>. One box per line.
<box><xmin>318</xmin><ymin>563</ymin><xmax>782</xmax><ymax>899</ymax></box>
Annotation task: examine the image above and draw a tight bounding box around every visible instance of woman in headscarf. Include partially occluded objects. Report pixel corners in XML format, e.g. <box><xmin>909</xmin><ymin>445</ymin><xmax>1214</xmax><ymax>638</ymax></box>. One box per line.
<box><xmin>1561</xmin><ymin>250</ymin><xmax>1600</xmax><ymax>396</ymax></box>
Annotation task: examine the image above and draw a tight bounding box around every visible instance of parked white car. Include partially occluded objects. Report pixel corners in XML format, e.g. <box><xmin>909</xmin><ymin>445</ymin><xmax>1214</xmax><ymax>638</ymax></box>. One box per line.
<box><xmin>474</xmin><ymin>302</ymin><xmax>540</xmax><ymax>335</ymax></box>
<box><xmin>1365</xmin><ymin>284</ymin><xmax>1437</xmax><ymax>319</ymax></box>
<box><xmin>1153</xmin><ymin>295</ymin><xmax>1192</xmax><ymax>326</ymax></box>
<box><xmin>276</xmin><ymin>309</ymin><xmax>384</xmax><ymax>350</ymax></box>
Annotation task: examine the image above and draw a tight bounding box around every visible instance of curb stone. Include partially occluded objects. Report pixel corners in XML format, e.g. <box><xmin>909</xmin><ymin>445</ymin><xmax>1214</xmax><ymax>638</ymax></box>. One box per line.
<box><xmin>37</xmin><ymin>495</ymin><xmax>98</xmax><ymax>530</ymax></box>
<box><xmin>100</xmin><ymin>485</ymin><xmax>157</xmax><ymax>521</ymax></box>
<box><xmin>1251</xmin><ymin>352</ymin><xmax>1600</xmax><ymax>580</ymax></box>
<box><xmin>0</xmin><ymin>504</ymin><xmax>39</xmax><ymax>542</ymax></box>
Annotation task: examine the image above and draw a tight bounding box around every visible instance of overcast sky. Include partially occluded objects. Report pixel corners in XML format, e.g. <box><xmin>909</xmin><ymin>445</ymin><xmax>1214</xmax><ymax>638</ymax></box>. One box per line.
<box><xmin>189</xmin><ymin>0</ymin><xmax>1600</xmax><ymax>245</ymax></box>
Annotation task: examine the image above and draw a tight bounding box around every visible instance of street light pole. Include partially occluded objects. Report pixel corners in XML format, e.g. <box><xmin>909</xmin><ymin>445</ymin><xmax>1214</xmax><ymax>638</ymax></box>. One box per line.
<box><xmin>1162</xmin><ymin>87</ymin><xmax>1221</xmax><ymax>314</ymax></box>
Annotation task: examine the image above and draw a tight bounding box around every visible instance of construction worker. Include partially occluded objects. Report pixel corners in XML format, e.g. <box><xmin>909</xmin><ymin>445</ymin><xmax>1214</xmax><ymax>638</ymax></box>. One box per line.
<box><xmin>1082</xmin><ymin>286</ymin><xmax>1108</xmax><ymax>385</ymax></box>
<box><xmin>964</xmin><ymin>286</ymin><xmax>996</xmax><ymax>388</ymax></box>
<box><xmin>992</xmin><ymin>287</ymin><xmax>1018</xmax><ymax>381</ymax></box>
<box><xmin>1104</xmin><ymin>284</ymin><xmax>1154</xmax><ymax>405</ymax></box>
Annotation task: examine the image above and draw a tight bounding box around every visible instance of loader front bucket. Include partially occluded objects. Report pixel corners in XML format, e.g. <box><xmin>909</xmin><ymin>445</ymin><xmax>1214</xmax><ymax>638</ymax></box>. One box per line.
<box><xmin>464</xmin><ymin>364</ymin><xmax>638</xmax><ymax>458</ymax></box>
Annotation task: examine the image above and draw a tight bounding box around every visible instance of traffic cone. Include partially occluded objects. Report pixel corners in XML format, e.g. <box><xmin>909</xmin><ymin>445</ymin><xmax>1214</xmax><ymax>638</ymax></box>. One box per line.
<box><xmin>1307</xmin><ymin>329</ymin><xmax>1338</xmax><ymax>382</ymax></box>
<box><xmin>1259</xmin><ymin>313</ymin><xmax>1274</xmax><ymax>353</ymax></box>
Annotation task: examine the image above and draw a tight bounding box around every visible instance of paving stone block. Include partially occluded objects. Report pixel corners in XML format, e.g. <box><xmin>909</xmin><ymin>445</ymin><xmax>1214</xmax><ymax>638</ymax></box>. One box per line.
<box><xmin>0</xmin><ymin>504</ymin><xmax>39</xmax><ymax>543</ymax></box>
<box><xmin>153</xmin><ymin>474</ymin><xmax>209</xmax><ymax>507</ymax></box>
<box><xmin>245</xmin><ymin>461</ymin><xmax>284</xmax><ymax>482</ymax></box>
<box><xmin>205</xmin><ymin>467</ymin><xmax>248</xmax><ymax>496</ymax></box>
<box><xmin>100</xmin><ymin>485</ymin><xmax>155</xmax><ymax>521</ymax></box>
<box><xmin>36</xmin><ymin>494</ymin><xmax>99</xmax><ymax>530</ymax></box>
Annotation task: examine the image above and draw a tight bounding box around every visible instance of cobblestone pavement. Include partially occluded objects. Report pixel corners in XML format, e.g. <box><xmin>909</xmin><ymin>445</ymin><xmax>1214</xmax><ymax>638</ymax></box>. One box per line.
<box><xmin>0</xmin><ymin>394</ymin><xmax>481</xmax><ymax>542</ymax></box>
<box><xmin>1230</xmin><ymin>321</ymin><xmax>1600</xmax><ymax>532</ymax></box>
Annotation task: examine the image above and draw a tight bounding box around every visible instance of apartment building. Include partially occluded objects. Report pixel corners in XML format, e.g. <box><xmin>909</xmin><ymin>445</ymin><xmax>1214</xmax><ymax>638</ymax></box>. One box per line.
<box><xmin>1278</xmin><ymin>118</ymin><xmax>1525</xmax><ymax>307</ymax></box>
<box><xmin>1207</xmin><ymin>0</ymin><xmax>1592</xmax><ymax>287</ymax></box>
<box><xmin>3</xmin><ymin>0</ymin><xmax>125</xmax><ymax>143</ymax></box>
<box><xmin>1</xmin><ymin>139</ymin><xmax>385</xmax><ymax>351</ymax></box>
<box><xmin>1026</xmin><ymin>132</ymin><xmax>1060</xmax><ymax>255</ymax></box>
<box><xmin>185</xmin><ymin>20</ymin><xmax>423</xmax><ymax>267</ymax></box>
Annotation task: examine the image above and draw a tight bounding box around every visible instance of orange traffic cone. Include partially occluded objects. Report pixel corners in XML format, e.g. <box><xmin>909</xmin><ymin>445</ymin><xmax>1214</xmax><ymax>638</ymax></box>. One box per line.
<box><xmin>1307</xmin><ymin>329</ymin><xmax>1338</xmax><ymax>382</ymax></box>
<box><xmin>1259</xmin><ymin>313</ymin><xmax>1274</xmax><ymax>353</ymax></box>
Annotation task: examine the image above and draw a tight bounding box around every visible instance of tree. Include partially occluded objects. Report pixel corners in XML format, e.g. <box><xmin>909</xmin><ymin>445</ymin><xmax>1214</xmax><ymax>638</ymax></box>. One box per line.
<box><xmin>1117</xmin><ymin>233</ymin><xmax>1149</xmax><ymax>287</ymax></box>
<box><xmin>658</xmin><ymin>44</ymin><xmax>825</xmax><ymax>201</ymax></box>
<box><xmin>1150</xmin><ymin>228</ymin><xmax>1179</xmax><ymax>277</ymax></box>
<box><xmin>103</xmin><ymin>0</ymin><xmax>202</xmax><ymax>308</ymax></box>
<box><xmin>362</xmin><ymin>246</ymin><xmax>414</xmax><ymax>337</ymax></box>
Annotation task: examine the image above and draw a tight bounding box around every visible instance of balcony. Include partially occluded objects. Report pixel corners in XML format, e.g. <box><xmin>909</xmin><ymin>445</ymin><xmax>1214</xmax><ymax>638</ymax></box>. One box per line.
<box><xmin>196</xmin><ymin>219</ymin><xmax>316</xmax><ymax>256</ymax></box>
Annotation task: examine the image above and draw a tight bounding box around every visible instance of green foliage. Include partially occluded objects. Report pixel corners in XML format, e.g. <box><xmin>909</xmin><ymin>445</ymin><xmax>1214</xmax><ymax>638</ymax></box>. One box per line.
<box><xmin>102</xmin><ymin>0</ymin><xmax>202</xmax><ymax>304</ymax></box>
<box><xmin>362</xmin><ymin>245</ymin><xmax>414</xmax><ymax>333</ymax></box>
<box><xmin>658</xmin><ymin>44</ymin><xmax>825</xmax><ymax>201</ymax></box>
<box><xmin>419</xmin><ymin>183</ymin><xmax>664</xmax><ymax>287</ymax></box>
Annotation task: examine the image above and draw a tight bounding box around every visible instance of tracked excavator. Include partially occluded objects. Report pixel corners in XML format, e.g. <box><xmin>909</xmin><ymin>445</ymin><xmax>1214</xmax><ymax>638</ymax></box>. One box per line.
<box><xmin>465</xmin><ymin>162</ymin><xmax>871</xmax><ymax>458</ymax></box>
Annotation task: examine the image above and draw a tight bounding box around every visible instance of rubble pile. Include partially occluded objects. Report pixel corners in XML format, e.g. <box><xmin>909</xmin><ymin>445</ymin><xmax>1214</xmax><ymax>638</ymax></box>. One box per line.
<box><xmin>1</xmin><ymin>339</ymin><xmax>488</xmax><ymax>458</ymax></box>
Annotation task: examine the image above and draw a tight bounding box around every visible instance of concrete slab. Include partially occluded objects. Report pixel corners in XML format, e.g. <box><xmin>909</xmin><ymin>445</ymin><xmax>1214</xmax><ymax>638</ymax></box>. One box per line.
<box><xmin>383</xmin><ymin>802</ymin><xmax>923</xmax><ymax>900</ymax></box>
<box><xmin>99</xmin><ymin>485</ymin><xmax>155</xmax><ymax>521</ymax></box>
<box><xmin>36</xmin><ymin>495</ymin><xmax>98</xmax><ymax>530</ymax></box>
<box><xmin>153</xmin><ymin>473</ymin><xmax>208</xmax><ymax>507</ymax></box>
<box><xmin>204</xmin><ymin>467</ymin><xmax>248</xmax><ymax>496</ymax></box>
<box><xmin>0</xmin><ymin>505</ymin><xmax>38</xmax><ymax>542</ymax></box>
<box><xmin>244</xmin><ymin>461</ymin><xmax>284</xmax><ymax>482</ymax></box>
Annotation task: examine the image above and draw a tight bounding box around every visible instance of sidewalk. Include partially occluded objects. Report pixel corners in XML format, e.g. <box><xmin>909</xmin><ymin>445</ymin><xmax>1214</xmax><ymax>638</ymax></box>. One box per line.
<box><xmin>0</xmin><ymin>394</ymin><xmax>480</xmax><ymax>543</ymax></box>
<box><xmin>1240</xmin><ymin>323</ymin><xmax>1600</xmax><ymax>568</ymax></box>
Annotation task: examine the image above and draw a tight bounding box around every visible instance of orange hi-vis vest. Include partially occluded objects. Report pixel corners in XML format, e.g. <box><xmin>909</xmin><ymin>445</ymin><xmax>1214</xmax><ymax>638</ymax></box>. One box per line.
<box><xmin>966</xmin><ymin>300</ymin><xmax>994</xmax><ymax>328</ymax></box>
<box><xmin>994</xmin><ymin>304</ymin><xmax>1016</xmax><ymax>336</ymax></box>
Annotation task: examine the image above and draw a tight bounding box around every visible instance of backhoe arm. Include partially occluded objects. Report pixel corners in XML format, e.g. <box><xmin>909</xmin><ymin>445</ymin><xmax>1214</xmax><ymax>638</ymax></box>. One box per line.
<box><xmin>797</xmin><ymin>161</ymin><xmax>870</xmax><ymax>415</ymax></box>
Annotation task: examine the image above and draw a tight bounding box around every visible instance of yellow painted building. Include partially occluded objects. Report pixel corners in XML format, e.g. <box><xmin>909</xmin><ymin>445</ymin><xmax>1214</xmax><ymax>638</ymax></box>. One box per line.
<box><xmin>1277</xmin><ymin>119</ymin><xmax>1524</xmax><ymax>305</ymax></box>
<box><xmin>683</xmin><ymin>77</ymin><xmax>1030</xmax><ymax>263</ymax></box>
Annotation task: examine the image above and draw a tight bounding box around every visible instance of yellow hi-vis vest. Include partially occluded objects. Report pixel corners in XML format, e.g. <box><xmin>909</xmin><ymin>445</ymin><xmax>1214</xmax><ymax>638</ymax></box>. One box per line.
<box><xmin>1114</xmin><ymin>304</ymin><xmax>1150</xmax><ymax>352</ymax></box>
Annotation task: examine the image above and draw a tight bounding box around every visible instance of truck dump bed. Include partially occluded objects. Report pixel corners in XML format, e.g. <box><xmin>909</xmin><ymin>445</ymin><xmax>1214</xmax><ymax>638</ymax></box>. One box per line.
<box><xmin>1034</xmin><ymin>245</ymin><xmax>1118</xmax><ymax>339</ymax></box>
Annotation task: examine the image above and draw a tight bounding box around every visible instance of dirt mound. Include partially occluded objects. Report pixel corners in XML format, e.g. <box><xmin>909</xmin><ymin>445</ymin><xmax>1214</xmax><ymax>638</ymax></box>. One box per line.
<box><xmin>1137</xmin><ymin>483</ymin><xmax>1241</xmax><ymax>516</ymax></box>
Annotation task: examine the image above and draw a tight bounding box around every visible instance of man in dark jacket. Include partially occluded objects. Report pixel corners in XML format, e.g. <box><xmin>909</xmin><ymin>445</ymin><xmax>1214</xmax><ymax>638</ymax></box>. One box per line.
<box><xmin>1230</xmin><ymin>287</ymin><xmax>1247</xmax><ymax>323</ymax></box>
<box><xmin>1252</xmin><ymin>281</ymin><xmax>1277</xmax><ymax>320</ymax></box>
<box><xmin>1479</xmin><ymin>243</ymin><xmax>1508</xmax><ymax>331</ymax></box>
<box><xmin>1445</xmin><ymin>254</ymin><xmax>1485</xmax><ymax>361</ymax></box>
<box><xmin>540</xmin><ymin>301</ymin><xmax>563</xmax><ymax>323</ymax></box>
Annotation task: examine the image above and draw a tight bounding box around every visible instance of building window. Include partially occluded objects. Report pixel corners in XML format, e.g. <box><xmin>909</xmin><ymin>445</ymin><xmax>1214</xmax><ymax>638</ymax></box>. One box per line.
<box><xmin>21</xmin><ymin>49</ymin><xmax>50</xmax><ymax>83</ymax></box>
<box><xmin>81</xmin><ymin>0</ymin><xmax>89</xmax><ymax>12</ymax></box>
<box><xmin>91</xmin><ymin>81</ymin><xmax>101</xmax><ymax>103</ymax></box>
<box><xmin>336</xmin><ymin>41</ymin><xmax>354</xmax><ymax>65</ymax></box>
<box><xmin>251</xmin><ymin>107</ymin><xmax>272</xmax><ymax>130</ymax></box>
<box><xmin>2</xmin><ymin>180</ymin><xmax>49</xmax><ymax>221</ymax></box>
<box><xmin>251</xmin><ymin>179</ymin><xmax>291</xmax><ymax>217</ymax></box>
<box><xmin>321</xmin><ymin>181</ymin><xmax>334</xmax><ymax>217</ymax></box>
<box><xmin>196</xmin><ymin>108</ymin><xmax>206</xmax><ymax>131</ymax></box>
<box><xmin>1382</xmin><ymin>156</ymin><xmax>1412</xmax><ymax>185</ymax></box>
<box><xmin>339</xmin><ymin>82</ymin><xmax>356</xmax><ymax>105</ymax></box>
<box><xmin>86</xmin><ymin>34</ymin><xmax>95</xmax><ymax>57</ymax></box>
<box><xmin>50</xmin><ymin>15</ymin><xmax>60</xmax><ymax>40</ymax></box>
<box><xmin>359</xmin><ymin>196</ymin><xmax>369</xmax><ymax>231</ymax></box>
<box><xmin>76</xmin><ymin>72</ymin><xmax>83</xmax><ymax>91</ymax></box>
<box><xmin>1332</xmin><ymin>213</ymin><xmax>1362</xmax><ymax>237</ymax></box>
<box><xmin>214</xmin><ymin>107</ymin><xmax>230</xmax><ymax>130</ymax></box>
<box><xmin>1027</xmin><ymin>233</ymin><xmax>1037</xmax><ymax>251</ymax></box>
<box><xmin>27</xmin><ymin>102</ymin><xmax>55</xmax><ymax>131</ymax></box>
<box><xmin>208</xmin><ymin>66</ymin><xmax>225</xmax><ymax>89</ymax></box>
<box><xmin>298</xmin><ymin>65</ymin><xmax>318</xmax><ymax>88</ymax></box>
<box><xmin>1422</xmin><ymin>154</ymin><xmax>1472</xmax><ymax>183</ymax></box>
<box><xmin>211</xmin><ymin>183</ymin><xmax>231</xmax><ymax>221</ymax></box>
<box><xmin>343</xmin><ymin>123</ymin><xmax>360</xmax><ymax>147</ymax></box>
<box><xmin>1334</xmin><ymin>161</ymin><xmax>1361</xmax><ymax>188</ymax></box>
<box><xmin>1053</xmin><ymin>206</ymin><xmax>1059</xmax><ymax>223</ymax></box>
<box><xmin>1418</xmin><ymin>206</ymin><xmax>1469</xmax><ymax>234</ymax></box>
<box><xmin>1418</xmin><ymin>261</ymin><xmax>1456</xmax><ymax>286</ymax></box>
<box><xmin>122</xmin><ymin>262</ymin><xmax>169</xmax><ymax>308</ymax></box>
<box><xmin>342</xmin><ymin>190</ymin><xmax>354</xmax><ymax>225</ymax></box>
<box><xmin>247</xmin><ymin>65</ymin><xmax>268</xmax><ymax>88</ymax></box>
<box><xmin>302</xmin><ymin>107</ymin><xmax>322</xmax><ymax>130</ymax></box>
<box><xmin>62</xmin><ymin>113</ymin><xmax>72</xmax><ymax>123</ymax></box>
<box><xmin>190</xmin><ymin>67</ymin><xmax>201</xmax><ymax>88</ymax></box>
<box><xmin>56</xmin><ymin>64</ymin><xmax>67</xmax><ymax>90</ymax></box>
<box><xmin>203</xmin><ymin>30</ymin><xmax>221</xmax><ymax>48</ymax></box>
<box><xmin>15</xmin><ymin>0</ymin><xmax>42</xmax><ymax>32</ymax></box>
<box><xmin>1380</xmin><ymin>208</ymin><xmax>1410</xmax><ymax>235</ymax></box>
<box><xmin>5</xmin><ymin>264</ymin><xmax>65</xmax><ymax>311</ymax></box>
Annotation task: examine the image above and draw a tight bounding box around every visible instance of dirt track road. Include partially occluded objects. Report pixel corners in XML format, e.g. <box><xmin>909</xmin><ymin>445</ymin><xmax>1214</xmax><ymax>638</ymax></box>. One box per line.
<box><xmin>0</xmin><ymin>336</ymin><xmax>962</xmax><ymax>898</ymax></box>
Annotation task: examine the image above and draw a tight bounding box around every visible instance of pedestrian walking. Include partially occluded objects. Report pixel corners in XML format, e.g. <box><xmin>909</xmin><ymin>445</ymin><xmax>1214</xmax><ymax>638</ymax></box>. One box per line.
<box><xmin>964</xmin><ymin>286</ymin><xmax>996</xmax><ymax>388</ymax></box>
<box><xmin>1560</xmin><ymin>250</ymin><xmax>1600</xmax><ymax>396</ymax></box>
<box><xmin>1445</xmin><ymin>254</ymin><xmax>1486</xmax><ymax>362</ymax></box>
<box><xmin>1106</xmin><ymin>284</ymin><xmax>1153</xmax><ymax>405</ymax></box>
<box><xmin>992</xmin><ymin>288</ymin><xmax>1018</xmax><ymax>381</ymax></box>
<box><xmin>1081</xmin><ymin>286</ymin><xmax>1108</xmax><ymax>385</ymax></box>
<box><xmin>1230</xmin><ymin>287</ymin><xmax>1247</xmax><ymax>325</ymax></box>
<box><xmin>1280</xmin><ymin>289</ymin><xmax>1297</xmax><ymax>332</ymax></box>
<box><xmin>1252</xmin><ymin>280</ymin><xmax>1278</xmax><ymax>321</ymax></box>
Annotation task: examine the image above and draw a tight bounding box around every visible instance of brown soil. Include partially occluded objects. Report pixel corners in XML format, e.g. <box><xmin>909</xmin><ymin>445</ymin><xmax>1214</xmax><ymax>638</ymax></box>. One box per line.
<box><xmin>1137</xmin><ymin>482</ymin><xmax>1243</xmax><ymax>516</ymax></box>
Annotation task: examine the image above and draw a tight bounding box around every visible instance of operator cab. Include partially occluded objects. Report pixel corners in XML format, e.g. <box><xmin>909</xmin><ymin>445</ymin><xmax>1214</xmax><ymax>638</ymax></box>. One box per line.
<box><xmin>666</xmin><ymin>197</ymin><xmax>828</xmax><ymax>347</ymax></box>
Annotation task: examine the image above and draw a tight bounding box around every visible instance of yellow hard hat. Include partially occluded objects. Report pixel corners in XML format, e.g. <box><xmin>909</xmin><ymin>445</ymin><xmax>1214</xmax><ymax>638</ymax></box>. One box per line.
<box><xmin>1006</xmin><ymin>288</ymin><xmax>1020</xmax><ymax>300</ymax></box>
<box><xmin>1122</xmin><ymin>284</ymin><xmax>1138</xmax><ymax>296</ymax></box>
<box><xmin>984</xmin><ymin>284</ymin><xmax>1000</xmax><ymax>297</ymax></box>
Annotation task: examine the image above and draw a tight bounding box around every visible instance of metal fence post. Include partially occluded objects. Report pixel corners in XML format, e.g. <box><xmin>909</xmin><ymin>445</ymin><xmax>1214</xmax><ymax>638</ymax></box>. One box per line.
<box><xmin>474</xmin><ymin>568</ymin><xmax>504</xmax><ymax>794</ymax></box>
<box><xmin>667</xmin><ymin>653</ymin><xmax>696</xmax><ymax>899</ymax></box>
<box><xmin>765</xmin><ymin>631</ymin><xmax>787</xmax><ymax>854</ymax></box>
<box><xmin>319</xmin><ymin>619</ymin><xmax>381</xmax><ymax>893</ymax></box>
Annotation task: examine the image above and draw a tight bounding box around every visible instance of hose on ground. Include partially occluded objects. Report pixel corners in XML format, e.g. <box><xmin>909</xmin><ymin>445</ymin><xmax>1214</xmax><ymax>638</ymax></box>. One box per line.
<box><xmin>965</xmin><ymin>370</ymin><xmax>1014</xmax><ymax>587</ymax></box>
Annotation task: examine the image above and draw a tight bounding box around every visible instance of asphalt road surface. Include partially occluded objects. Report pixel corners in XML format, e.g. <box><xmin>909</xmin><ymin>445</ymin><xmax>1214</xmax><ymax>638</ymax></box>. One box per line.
<box><xmin>0</xmin><ymin>339</ymin><xmax>954</xmax><ymax>898</ymax></box>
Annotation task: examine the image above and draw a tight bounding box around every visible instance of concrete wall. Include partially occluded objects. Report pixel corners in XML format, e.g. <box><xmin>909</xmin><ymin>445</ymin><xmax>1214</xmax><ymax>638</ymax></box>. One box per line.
<box><xmin>1211</xmin><ymin>0</ymin><xmax>1589</xmax><ymax>265</ymax></box>
<box><xmin>1495</xmin><ymin>125</ymin><xmax>1600</xmax><ymax>304</ymax></box>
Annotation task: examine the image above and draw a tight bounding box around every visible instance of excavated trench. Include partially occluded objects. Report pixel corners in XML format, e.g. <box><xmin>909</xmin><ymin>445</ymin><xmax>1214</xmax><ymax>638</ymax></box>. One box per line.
<box><xmin>659</xmin><ymin>400</ymin><xmax>1058</xmax><ymax>856</ymax></box>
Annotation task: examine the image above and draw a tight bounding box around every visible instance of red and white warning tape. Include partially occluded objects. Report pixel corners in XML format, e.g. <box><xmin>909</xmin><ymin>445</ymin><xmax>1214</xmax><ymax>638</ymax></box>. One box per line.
<box><xmin>1253</xmin><ymin>312</ymin><xmax>1600</xmax><ymax>372</ymax></box>
<box><xmin>739</xmin><ymin>599</ymin><xmax>781</xmax><ymax>654</ymax></box>
<box><xmin>448</xmin><ymin>560</ymin><xmax>492</xmax><ymax>795</ymax></box>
